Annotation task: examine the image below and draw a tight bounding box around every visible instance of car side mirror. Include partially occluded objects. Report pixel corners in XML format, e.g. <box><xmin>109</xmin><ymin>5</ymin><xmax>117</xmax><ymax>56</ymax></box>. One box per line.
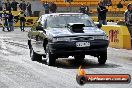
<box><xmin>96</xmin><ymin>24</ymin><xmax>102</xmax><ymax>28</ymax></box>
<box><xmin>36</xmin><ymin>26</ymin><xmax>43</xmax><ymax>31</ymax></box>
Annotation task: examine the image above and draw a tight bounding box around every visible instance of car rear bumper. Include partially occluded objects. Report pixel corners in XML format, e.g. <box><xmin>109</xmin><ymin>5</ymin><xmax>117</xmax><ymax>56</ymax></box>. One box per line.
<box><xmin>48</xmin><ymin>40</ymin><xmax>109</xmax><ymax>55</ymax></box>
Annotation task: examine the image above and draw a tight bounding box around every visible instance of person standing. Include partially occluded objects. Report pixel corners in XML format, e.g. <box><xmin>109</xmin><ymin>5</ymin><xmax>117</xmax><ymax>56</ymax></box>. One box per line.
<box><xmin>124</xmin><ymin>3</ymin><xmax>132</xmax><ymax>46</ymax></box>
<box><xmin>11</xmin><ymin>0</ymin><xmax>19</xmax><ymax>11</ymax></box>
<box><xmin>43</xmin><ymin>1</ymin><xmax>49</xmax><ymax>14</ymax></box>
<box><xmin>86</xmin><ymin>6</ymin><xmax>89</xmax><ymax>15</ymax></box>
<box><xmin>2</xmin><ymin>10</ymin><xmax>9</xmax><ymax>31</ymax></box>
<box><xmin>0</xmin><ymin>17</ymin><xmax>2</xmax><ymax>26</ymax></box>
<box><xmin>8</xmin><ymin>11</ymin><xmax>14</xmax><ymax>31</ymax></box>
<box><xmin>19</xmin><ymin>0</ymin><xmax>26</xmax><ymax>12</ymax></box>
<box><xmin>97</xmin><ymin>1</ymin><xmax>108</xmax><ymax>25</ymax></box>
<box><xmin>5</xmin><ymin>0</ymin><xmax>12</xmax><ymax>11</ymax></box>
<box><xmin>18</xmin><ymin>10</ymin><xmax>26</xmax><ymax>32</ymax></box>
<box><xmin>79</xmin><ymin>4</ymin><xmax>86</xmax><ymax>14</ymax></box>
<box><xmin>117</xmin><ymin>1</ymin><xmax>123</xmax><ymax>11</ymax></box>
<box><xmin>49</xmin><ymin>2</ymin><xmax>57</xmax><ymax>13</ymax></box>
<box><xmin>0</xmin><ymin>0</ymin><xmax>3</xmax><ymax>11</ymax></box>
<box><xmin>27</xmin><ymin>2</ymin><xmax>32</xmax><ymax>17</ymax></box>
<box><xmin>107</xmin><ymin>0</ymin><xmax>112</xmax><ymax>7</ymax></box>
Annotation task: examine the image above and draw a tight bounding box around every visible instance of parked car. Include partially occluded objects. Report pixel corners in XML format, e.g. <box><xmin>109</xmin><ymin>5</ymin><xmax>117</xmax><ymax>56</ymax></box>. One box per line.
<box><xmin>28</xmin><ymin>13</ymin><xmax>109</xmax><ymax>66</ymax></box>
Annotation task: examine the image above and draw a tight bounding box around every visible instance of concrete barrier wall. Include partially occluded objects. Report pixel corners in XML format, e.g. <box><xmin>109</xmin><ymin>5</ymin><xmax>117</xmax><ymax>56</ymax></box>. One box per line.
<box><xmin>102</xmin><ymin>25</ymin><xmax>131</xmax><ymax>49</ymax></box>
<box><xmin>14</xmin><ymin>17</ymin><xmax>38</xmax><ymax>27</ymax></box>
<box><xmin>91</xmin><ymin>17</ymin><xmax>124</xmax><ymax>22</ymax></box>
<box><xmin>0</xmin><ymin>17</ymin><xmax>38</xmax><ymax>27</ymax></box>
<box><xmin>0</xmin><ymin>11</ymin><xmax>20</xmax><ymax>16</ymax></box>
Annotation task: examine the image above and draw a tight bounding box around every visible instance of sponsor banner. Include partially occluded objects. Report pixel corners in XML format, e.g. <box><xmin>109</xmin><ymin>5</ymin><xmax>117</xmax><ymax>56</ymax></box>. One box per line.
<box><xmin>0</xmin><ymin>11</ymin><xmax>20</xmax><ymax>16</ymax></box>
<box><xmin>102</xmin><ymin>25</ymin><xmax>131</xmax><ymax>49</ymax></box>
<box><xmin>0</xmin><ymin>17</ymin><xmax>38</xmax><ymax>27</ymax></box>
<box><xmin>92</xmin><ymin>17</ymin><xmax>124</xmax><ymax>22</ymax></box>
<box><xmin>76</xmin><ymin>66</ymin><xmax>131</xmax><ymax>85</ymax></box>
<box><xmin>15</xmin><ymin>17</ymin><xmax>38</xmax><ymax>27</ymax></box>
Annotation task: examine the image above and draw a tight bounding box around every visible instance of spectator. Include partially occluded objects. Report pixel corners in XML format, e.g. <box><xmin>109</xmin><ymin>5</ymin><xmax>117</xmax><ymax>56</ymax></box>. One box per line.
<box><xmin>97</xmin><ymin>1</ymin><xmax>108</xmax><ymax>25</ymax></box>
<box><xmin>27</xmin><ymin>2</ymin><xmax>32</xmax><ymax>16</ymax></box>
<box><xmin>103</xmin><ymin>0</ymin><xmax>108</xmax><ymax>6</ymax></box>
<box><xmin>2</xmin><ymin>10</ymin><xmax>9</xmax><ymax>31</ymax></box>
<box><xmin>0</xmin><ymin>8</ymin><xmax>3</xmax><ymax>26</ymax></box>
<box><xmin>86</xmin><ymin>6</ymin><xmax>89</xmax><ymax>14</ymax></box>
<box><xmin>0</xmin><ymin>0</ymin><xmax>3</xmax><ymax>11</ymax></box>
<box><xmin>43</xmin><ymin>1</ymin><xmax>49</xmax><ymax>14</ymax></box>
<box><xmin>19</xmin><ymin>0</ymin><xmax>26</xmax><ymax>12</ymax></box>
<box><xmin>49</xmin><ymin>2</ymin><xmax>57</xmax><ymax>13</ymax></box>
<box><xmin>11</xmin><ymin>0</ymin><xmax>19</xmax><ymax>11</ymax></box>
<box><xmin>18</xmin><ymin>10</ymin><xmax>26</xmax><ymax>32</ymax></box>
<box><xmin>124</xmin><ymin>3</ymin><xmax>132</xmax><ymax>46</ymax></box>
<box><xmin>5</xmin><ymin>0</ymin><xmax>12</xmax><ymax>11</ymax></box>
<box><xmin>79</xmin><ymin>4</ymin><xmax>86</xmax><ymax>14</ymax></box>
<box><xmin>107</xmin><ymin>0</ymin><xmax>112</xmax><ymax>6</ymax></box>
<box><xmin>117</xmin><ymin>1</ymin><xmax>123</xmax><ymax>11</ymax></box>
<box><xmin>102</xmin><ymin>0</ymin><xmax>112</xmax><ymax>6</ymax></box>
<box><xmin>8</xmin><ymin>11</ymin><xmax>14</xmax><ymax>31</ymax></box>
<box><xmin>0</xmin><ymin>17</ymin><xmax>2</xmax><ymax>26</ymax></box>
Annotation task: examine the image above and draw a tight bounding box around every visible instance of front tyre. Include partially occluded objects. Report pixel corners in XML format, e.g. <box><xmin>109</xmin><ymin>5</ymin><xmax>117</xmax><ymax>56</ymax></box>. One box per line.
<box><xmin>30</xmin><ymin>48</ymin><xmax>42</xmax><ymax>61</ymax></box>
<box><xmin>46</xmin><ymin>49</ymin><xmax>56</xmax><ymax>66</ymax></box>
<box><xmin>98</xmin><ymin>51</ymin><xmax>107</xmax><ymax>65</ymax></box>
<box><xmin>28</xmin><ymin>40</ymin><xmax>32</xmax><ymax>49</ymax></box>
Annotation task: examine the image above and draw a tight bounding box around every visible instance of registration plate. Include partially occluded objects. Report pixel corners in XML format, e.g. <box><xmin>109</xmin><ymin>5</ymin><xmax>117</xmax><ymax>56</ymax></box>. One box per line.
<box><xmin>76</xmin><ymin>42</ymin><xmax>90</xmax><ymax>47</ymax></box>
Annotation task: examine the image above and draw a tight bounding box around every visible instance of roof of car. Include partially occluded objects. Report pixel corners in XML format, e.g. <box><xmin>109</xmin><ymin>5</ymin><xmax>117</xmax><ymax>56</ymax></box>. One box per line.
<box><xmin>40</xmin><ymin>13</ymin><xmax>86</xmax><ymax>19</ymax></box>
<box><xmin>41</xmin><ymin>13</ymin><xmax>84</xmax><ymax>17</ymax></box>
<box><xmin>45</xmin><ymin>13</ymin><xmax>83</xmax><ymax>15</ymax></box>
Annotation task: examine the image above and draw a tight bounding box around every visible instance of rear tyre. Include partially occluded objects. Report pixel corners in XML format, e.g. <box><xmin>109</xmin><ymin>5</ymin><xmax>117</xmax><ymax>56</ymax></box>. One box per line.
<box><xmin>98</xmin><ymin>51</ymin><xmax>107</xmax><ymax>65</ymax></box>
<box><xmin>30</xmin><ymin>48</ymin><xmax>42</xmax><ymax>61</ymax></box>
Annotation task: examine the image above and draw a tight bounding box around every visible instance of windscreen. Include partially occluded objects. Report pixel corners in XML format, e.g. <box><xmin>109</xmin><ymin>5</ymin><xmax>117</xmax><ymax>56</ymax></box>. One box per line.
<box><xmin>46</xmin><ymin>14</ymin><xmax>95</xmax><ymax>28</ymax></box>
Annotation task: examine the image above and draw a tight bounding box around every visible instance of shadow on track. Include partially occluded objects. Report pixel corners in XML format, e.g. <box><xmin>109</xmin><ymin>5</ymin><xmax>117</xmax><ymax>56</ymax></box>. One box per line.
<box><xmin>38</xmin><ymin>57</ymin><xmax>121</xmax><ymax>69</ymax></box>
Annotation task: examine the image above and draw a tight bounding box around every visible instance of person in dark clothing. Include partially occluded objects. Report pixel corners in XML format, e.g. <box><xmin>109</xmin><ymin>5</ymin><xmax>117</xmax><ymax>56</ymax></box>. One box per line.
<box><xmin>5</xmin><ymin>0</ymin><xmax>12</xmax><ymax>11</ymax></box>
<box><xmin>19</xmin><ymin>0</ymin><xmax>26</xmax><ymax>12</ymax></box>
<box><xmin>49</xmin><ymin>2</ymin><xmax>57</xmax><ymax>13</ymax></box>
<box><xmin>43</xmin><ymin>1</ymin><xmax>49</xmax><ymax>14</ymax></box>
<box><xmin>0</xmin><ymin>6</ymin><xmax>2</xmax><ymax>11</ymax></box>
<box><xmin>2</xmin><ymin>10</ymin><xmax>9</xmax><ymax>31</ymax></box>
<box><xmin>86</xmin><ymin>6</ymin><xmax>89</xmax><ymax>14</ymax></box>
<box><xmin>124</xmin><ymin>3</ymin><xmax>132</xmax><ymax>47</ymax></box>
<box><xmin>18</xmin><ymin>10</ymin><xmax>26</xmax><ymax>32</ymax></box>
<box><xmin>125</xmin><ymin>4</ymin><xmax>132</xmax><ymax>26</ymax></box>
<box><xmin>27</xmin><ymin>2</ymin><xmax>32</xmax><ymax>16</ymax></box>
<box><xmin>97</xmin><ymin>1</ymin><xmax>108</xmax><ymax>25</ymax></box>
<box><xmin>11</xmin><ymin>0</ymin><xmax>19</xmax><ymax>11</ymax></box>
<box><xmin>0</xmin><ymin>0</ymin><xmax>3</xmax><ymax>11</ymax></box>
<box><xmin>8</xmin><ymin>11</ymin><xmax>14</xmax><ymax>31</ymax></box>
<box><xmin>102</xmin><ymin>0</ymin><xmax>108</xmax><ymax>6</ymax></box>
<box><xmin>117</xmin><ymin>1</ymin><xmax>123</xmax><ymax>11</ymax></box>
<box><xmin>107</xmin><ymin>0</ymin><xmax>112</xmax><ymax>6</ymax></box>
<box><xmin>79</xmin><ymin>4</ymin><xmax>86</xmax><ymax>14</ymax></box>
